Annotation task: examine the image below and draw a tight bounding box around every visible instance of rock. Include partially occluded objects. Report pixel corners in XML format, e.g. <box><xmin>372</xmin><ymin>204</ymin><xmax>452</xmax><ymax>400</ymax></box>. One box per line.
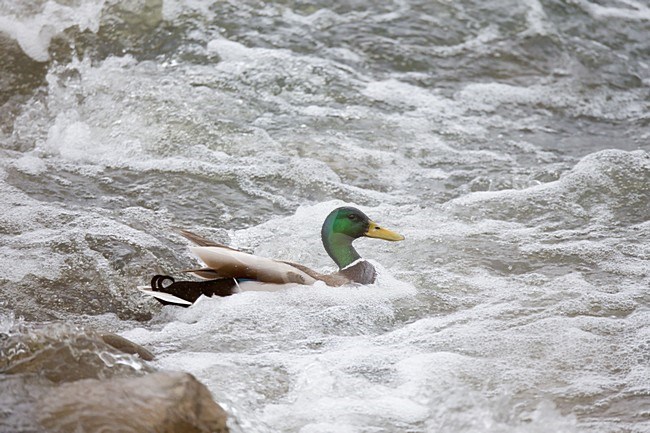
<box><xmin>0</xmin><ymin>324</ymin><xmax>154</xmax><ymax>383</ymax></box>
<box><xmin>0</xmin><ymin>374</ymin><xmax>49</xmax><ymax>433</ymax></box>
<box><xmin>1</xmin><ymin>322</ymin><xmax>229</xmax><ymax>433</ymax></box>
<box><xmin>38</xmin><ymin>371</ymin><xmax>229</xmax><ymax>433</ymax></box>
<box><xmin>101</xmin><ymin>332</ymin><xmax>155</xmax><ymax>361</ymax></box>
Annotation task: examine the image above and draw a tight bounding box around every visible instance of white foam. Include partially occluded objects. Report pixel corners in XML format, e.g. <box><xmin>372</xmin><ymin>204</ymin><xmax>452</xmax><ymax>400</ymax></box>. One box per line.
<box><xmin>430</xmin><ymin>25</ymin><xmax>501</xmax><ymax>57</ymax></box>
<box><xmin>124</xmin><ymin>270</ymin><xmax>589</xmax><ymax>432</ymax></box>
<box><xmin>162</xmin><ymin>0</ymin><xmax>214</xmax><ymax>21</ymax></box>
<box><xmin>14</xmin><ymin>55</ymin><xmax>401</xmax><ymax>210</ymax></box>
<box><xmin>206</xmin><ymin>38</ymin><xmax>258</xmax><ymax>61</ymax></box>
<box><xmin>574</xmin><ymin>0</ymin><xmax>650</xmax><ymax>21</ymax></box>
<box><xmin>522</xmin><ymin>0</ymin><xmax>555</xmax><ymax>37</ymax></box>
<box><xmin>0</xmin><ymin>0</ymin><xmax>104</xmax><ymax>61</ymax></box>
<box><xmin>12</xmin><ymin>153</ymin><xmax>47</xmax><ymax>175</ymax></box>
<box><xmin>0</xmin><ymin>311</ymin><xmax>16</xmax><ymax>333</ymax></box>
<box><xmin>363</xmin><ymin>79</ymin><xmax>454</xmax><ymax>112</ymax></box>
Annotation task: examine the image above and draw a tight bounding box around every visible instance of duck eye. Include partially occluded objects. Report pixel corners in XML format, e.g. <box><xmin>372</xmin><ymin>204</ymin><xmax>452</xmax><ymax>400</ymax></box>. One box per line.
<box><xmin>348</xmin><ymin>214</ymin><xmax>356</xmax><ymax>220</ymax></box>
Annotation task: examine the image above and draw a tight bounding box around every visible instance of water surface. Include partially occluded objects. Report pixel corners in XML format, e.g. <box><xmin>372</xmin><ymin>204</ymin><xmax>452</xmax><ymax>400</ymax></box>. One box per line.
<box><xmin>0</xmin><ymin>0</ymin><xmax>649</xmax><ymax>432</ymax></box>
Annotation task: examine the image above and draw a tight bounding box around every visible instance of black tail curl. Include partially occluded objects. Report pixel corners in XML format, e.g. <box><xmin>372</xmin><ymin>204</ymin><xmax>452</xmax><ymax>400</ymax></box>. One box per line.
<box><xmin>150</xmin><ymin>275</ymin><xmax>237</xmax><ymax>306</ymax></box>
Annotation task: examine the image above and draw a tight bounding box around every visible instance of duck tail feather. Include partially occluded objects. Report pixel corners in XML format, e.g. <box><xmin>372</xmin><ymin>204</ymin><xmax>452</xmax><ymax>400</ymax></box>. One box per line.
<box><xmin>179</xmin><ymin>230</ymin><xmax>239</xmax><ymax>251</ymax></box>
<box><xmin>140</xmin><ymin>274</ymin><xmax>238</xmax><ymax>307</ymax></box>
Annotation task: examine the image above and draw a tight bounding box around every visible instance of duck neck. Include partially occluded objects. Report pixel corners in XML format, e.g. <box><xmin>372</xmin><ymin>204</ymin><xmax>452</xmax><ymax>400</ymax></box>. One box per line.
<box><xmin>322</xmin><ymin>232</ymin><xmax>361</xmax><ymax>269</ymax></box>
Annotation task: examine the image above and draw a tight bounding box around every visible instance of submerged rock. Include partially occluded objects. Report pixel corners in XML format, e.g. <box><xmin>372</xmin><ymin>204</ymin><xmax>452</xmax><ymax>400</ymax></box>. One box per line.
<box><xmin>38</xmin><ymin>371</ymin><xmax>229</xmax><ymax>433</ymax></box>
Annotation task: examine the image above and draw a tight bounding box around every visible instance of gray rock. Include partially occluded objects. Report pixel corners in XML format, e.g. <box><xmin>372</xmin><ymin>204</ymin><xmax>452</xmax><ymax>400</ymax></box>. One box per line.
<box><xmin>0</xmin><ymin>322</ymin><xmax>229</xmax><ymax>433</ymax></box>
<box><xmin>0</xmin><ymin>324</ymin><xmax>153</xmax><ymax>382</ymax></box>
<box><xmin>37</xmin><ymin>371</ymin><xmax>229</xmax><ymax>433</ymax></box>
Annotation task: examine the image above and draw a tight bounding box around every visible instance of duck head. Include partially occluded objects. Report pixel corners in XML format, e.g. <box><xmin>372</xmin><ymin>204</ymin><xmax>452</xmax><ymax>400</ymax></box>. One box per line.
<box><xmin>321</xmin><ymin>206</ymin><xmax>404</xmax><ymax>269</ymax></box>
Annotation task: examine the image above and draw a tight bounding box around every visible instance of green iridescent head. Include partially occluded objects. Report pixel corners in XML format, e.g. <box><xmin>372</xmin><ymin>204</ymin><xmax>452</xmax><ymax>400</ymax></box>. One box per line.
<box><xmin>321</xmin><ymin>206</ymin><xmax>404</xmax><ymax>268</ymax></box>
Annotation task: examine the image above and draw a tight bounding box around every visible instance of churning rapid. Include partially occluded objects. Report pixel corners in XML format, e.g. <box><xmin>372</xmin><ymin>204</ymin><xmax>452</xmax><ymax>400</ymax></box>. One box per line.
<box><xmin>0</xmin><ymin>0</ymin><xmax>649</xmax><ymax>432</ymax></box>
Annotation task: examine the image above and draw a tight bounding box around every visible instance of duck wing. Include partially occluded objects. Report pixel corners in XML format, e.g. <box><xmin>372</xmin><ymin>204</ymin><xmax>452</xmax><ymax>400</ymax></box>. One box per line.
<box><xmin>191</xmin><ymin>246</ymin><xmax>318</xmax><ymax>285</ymax></box>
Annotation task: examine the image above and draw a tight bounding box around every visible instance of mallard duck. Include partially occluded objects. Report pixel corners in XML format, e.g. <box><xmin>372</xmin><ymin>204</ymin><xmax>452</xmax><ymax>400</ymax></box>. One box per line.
<box><xmin>139</xmin><ymin>206</ymin><xmax>404</xmax><ymax>306</ymax></box>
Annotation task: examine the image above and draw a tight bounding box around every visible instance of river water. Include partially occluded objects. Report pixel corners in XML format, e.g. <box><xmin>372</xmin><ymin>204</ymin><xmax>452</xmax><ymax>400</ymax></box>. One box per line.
<box><xmin>1</xmin><ymin>0</ymin><xmax>649</xmax><ymax>432</ymax></box>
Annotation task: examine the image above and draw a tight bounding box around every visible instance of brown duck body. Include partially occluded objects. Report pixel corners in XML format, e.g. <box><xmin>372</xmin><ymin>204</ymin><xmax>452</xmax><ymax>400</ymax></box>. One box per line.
<box><xmin>140</xmin><ymin>207</ymin><xmax>403</xmax><ymax>306</ymax></box>
<box><xmin>180</xmin><ymin>229</ymin><xmax>377</xmax><ymax>286</ymax></box>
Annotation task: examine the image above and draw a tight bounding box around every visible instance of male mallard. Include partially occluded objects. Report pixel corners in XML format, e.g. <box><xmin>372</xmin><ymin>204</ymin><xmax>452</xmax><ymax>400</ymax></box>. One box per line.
<box><xmin>139</xmin><ymin>207</ymin><xmax>404</xmax><ymax>306</ymax></box>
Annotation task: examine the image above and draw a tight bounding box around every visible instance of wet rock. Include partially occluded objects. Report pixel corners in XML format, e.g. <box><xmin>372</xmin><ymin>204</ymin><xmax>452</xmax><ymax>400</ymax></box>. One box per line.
<box><xmin>37</xmin><ymin>371</ymin><xmax>229</xmax><ymax>433</ymax></box>
<box><xmin>0</xmin><ymin>323</ymin><xmax>153</xmax><ymax>382</ymax></box>
<box><xmin>0</xmin><ymin>374</ymin><xmax>49</xmax><ymax>433</ymax></box>
<box><xmin>0</xmin><ymin>321</ymin><xmax>229</xmax><ymax>433</ymax></box>
<box><xmin>101</xmin><ymin>332</ymin><xmax>155</xmax><ymax>361</ymax></box>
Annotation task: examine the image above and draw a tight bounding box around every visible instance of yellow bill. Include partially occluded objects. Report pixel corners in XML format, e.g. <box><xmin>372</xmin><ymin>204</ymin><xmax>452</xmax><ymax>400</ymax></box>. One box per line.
<box><xmin>365</xmin><ymin>221</ymin><xmax>405</xmax><ymax>241</ymax></box>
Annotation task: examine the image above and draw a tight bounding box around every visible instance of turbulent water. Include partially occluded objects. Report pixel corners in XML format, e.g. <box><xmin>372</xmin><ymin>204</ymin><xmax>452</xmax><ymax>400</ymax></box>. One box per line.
<box><xmin>1</xmin><ymin>0</ymin><xmax>649</xmax><ymax>432</ymax></box>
